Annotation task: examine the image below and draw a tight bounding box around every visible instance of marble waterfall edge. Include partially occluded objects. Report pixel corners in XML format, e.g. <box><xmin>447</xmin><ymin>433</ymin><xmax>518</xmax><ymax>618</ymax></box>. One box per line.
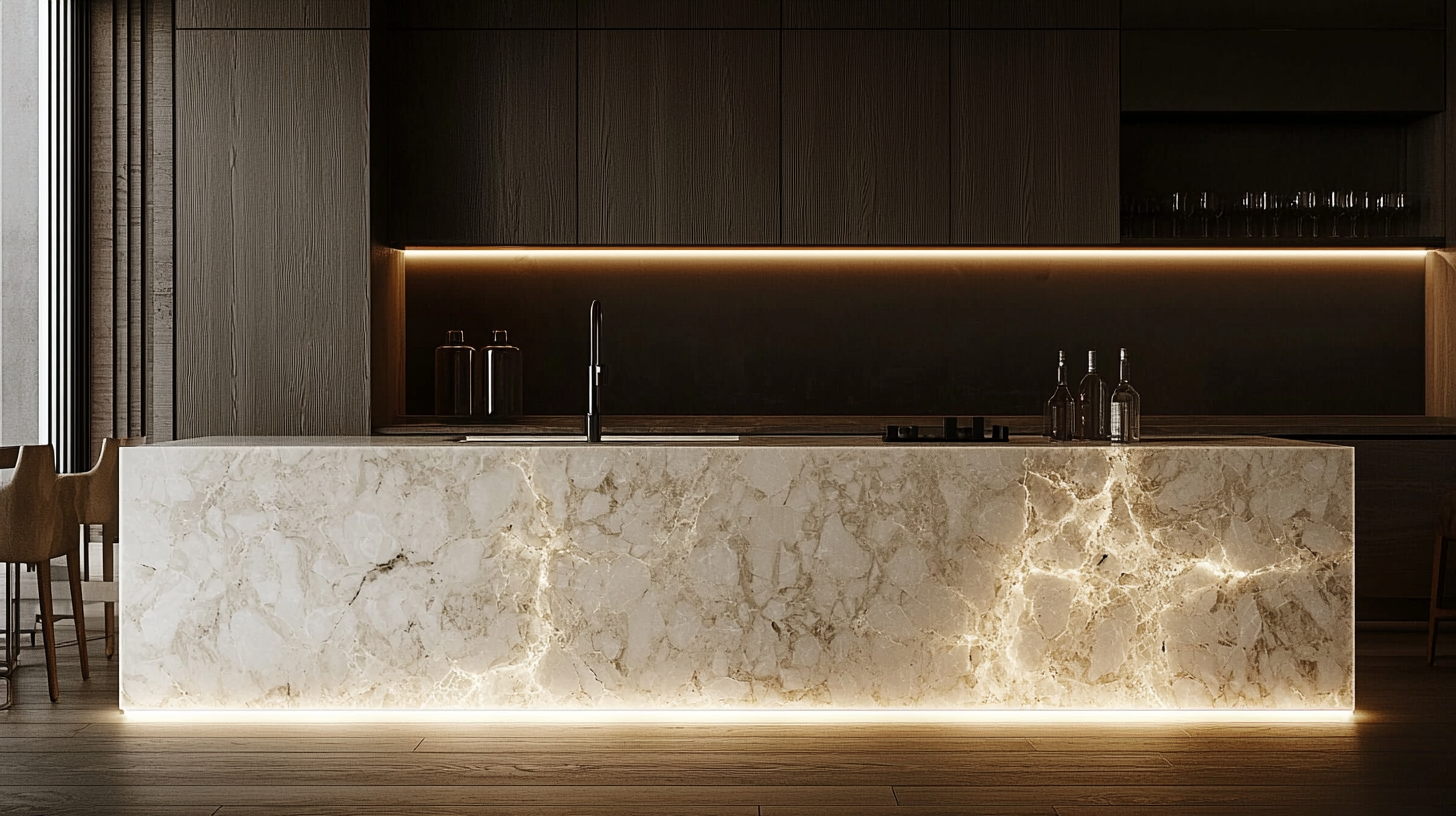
<box><xmin>119</xmin><ymin>441</ymin><xmax>1354</xmax><ymax>711</ymax></box>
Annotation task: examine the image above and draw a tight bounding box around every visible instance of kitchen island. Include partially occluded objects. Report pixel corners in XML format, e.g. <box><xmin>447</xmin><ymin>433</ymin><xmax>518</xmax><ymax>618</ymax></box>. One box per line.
<box><xmin>119</xmin><ymin>436</ymin><xmax>1353</xmax><ymax>712</ymax></box>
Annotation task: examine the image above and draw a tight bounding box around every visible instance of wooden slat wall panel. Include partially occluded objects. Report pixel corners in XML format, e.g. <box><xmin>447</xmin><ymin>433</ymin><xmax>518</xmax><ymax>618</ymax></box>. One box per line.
<box><xmin>382</xmin><ymin>31</ymin><xmax>576</xmax><ymax>246</ymax></box>
<box><xmin>781</xmin><ymin>30</ymin><xmax>949</xmax><ymax>245</ymax></box>
<box><xmin>146</xmin><ymin>0</ymin><xmax>175</xmax><ymax>443</ymax></box>
<box><xmin>950</xmin><ymin>0</ymin><xmax>1118</xmax><ymax>29</ymax></box>
<box><xmin>579</xmin><ymin>30</ymin><xmax>780</xmax><ymax>245</ymax></box>
<box><xmin>384</xmin><ymin>0</ymin><xmax>575</xmax><ymax>29</ymax></box>
<box><xmin>579</xmin><ymin>0</ymin><xmax>780</xmax><ymax>29</ymax></box>
<box><xmin>91</xmin><ymin>0</ymin><xmax>169</xmax><ymax>456</ymax></box>
<box><xmin>951</xmin><ymin>30</ymin><xmax>1118</xmax><ymax>245</ymax></box>
<box><xmin>88</xmin><ymin>0</ymin><xmax>117</xmax><ymax>456</ymax></box>
<box><xmin>176</xmin><ymin>30</ymin><xmax>369</xmax><ymax>437</ymax></box>
<box><xmin>175</xmin><ymin>0</ymin><xmax>368</xmax><ymax>29</ymax></box>
<box><xmin>784</xmin><ymin>1</ymin><xmax>948</xmax><ymax>28</ymax></box>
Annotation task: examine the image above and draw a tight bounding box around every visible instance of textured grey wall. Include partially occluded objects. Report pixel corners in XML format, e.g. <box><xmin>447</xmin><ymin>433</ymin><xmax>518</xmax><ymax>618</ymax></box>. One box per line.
<box><xmin>0</xmin><ymin>0</ymin><xmax>40</xmax><ymax>446</ymax></box>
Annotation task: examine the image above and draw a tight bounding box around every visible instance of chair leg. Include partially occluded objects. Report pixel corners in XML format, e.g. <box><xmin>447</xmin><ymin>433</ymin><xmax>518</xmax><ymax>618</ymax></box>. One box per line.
<box><xmin>66</xmin><ymin>550</ymin><xmax>89</xmax><ymax>680</ymax></box>
<box><xmin>1433</xmin><ymin>535</ymin><xmax>1450</xmax><ymax>667</ymax></box>
<box><xmin>36</xmin><ymin>561</ymin><xmax>59</xmax><ymax>702</ymax></box>
<box><xmin>102</xmin><ymin>522</ymin><xmax>115</xmax><ymax>659</ymax></box>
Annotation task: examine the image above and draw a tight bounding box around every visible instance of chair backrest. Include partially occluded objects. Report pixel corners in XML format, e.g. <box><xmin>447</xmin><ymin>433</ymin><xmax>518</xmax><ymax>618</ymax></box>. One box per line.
<box><xmin>0</xmin><ymin>444</ymin><xmax>58</xmax><ymax>564</ymax></box>
<box><xmin>73</xmin><ymin>436</ymin><xmax>144</xmax><ymax>526</ymax></box>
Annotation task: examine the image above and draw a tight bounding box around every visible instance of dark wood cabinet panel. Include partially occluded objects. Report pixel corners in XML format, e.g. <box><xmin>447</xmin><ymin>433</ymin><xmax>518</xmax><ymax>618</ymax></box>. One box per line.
<box><xmin>951</xmin><ymin>31</ymin><xmax>1118</xmax><ymax>244</ymax></box>
<box><xmin>382</xmin><ymin>31</ymin><xmax>576</xmax><ymax>245</ymax></box>
<box><xmin>384</xmin><ymin>0</ymin><xmax>575</xmax><ymax>29</ymax></box>
<box><xmin>1122</xmin><ymin>0</ymin><xmax>1442</xmax><ymax>30</ymax></box>
<box><xmin>579</xmin><ymin>0</ymin><xmax>780</xmax><ymax>29</ymax></box>
<box><xmin>176</xmin><ymin>0</ymin><xmax>368</xmax><ymax>28</ymax></box>
<box><xmin>176</xmin><ymin>30</ymin><xmax>370</xmax><ymax>437</ymax></box>
<box><xmin>950</xmin><ymin>0</ymin><xmax>1117</xmax><ymax>29</ymax></box>
<box><xmin>579</xmin><ymin>31</ymin><xmax>780</xmax><ymax>244</ymax></box>
<box><xmin>784</xmin><ymin>1</ymin><xmax>948</xmax><ymax>29</ymax></box>
<box><xmin>782</xmin><ymin>30</ymin><xmax>949</xmax><ymax>245</ymax></box>
<box><xmin>1123</xmin><ymin>30</ymin><xmax>1445</xmax><ymax>112</ymax></box>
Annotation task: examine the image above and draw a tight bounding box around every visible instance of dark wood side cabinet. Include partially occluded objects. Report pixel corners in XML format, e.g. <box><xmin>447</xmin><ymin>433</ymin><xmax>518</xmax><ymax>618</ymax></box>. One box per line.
<box><xmin>578</xmin><ymin>30</ymin><xmax>780</xmax><ymax>245</ymax></box>
<box><xmin>952</xmin><ymin>30</ymin><xmax>1119</xmax><ymax>244</ymax></box>
<box><xmin>176</xmin><ymin>29</ymin><xmax>370</xmax><ymax>437</ymax></box>
<box><xmin>382</xmin><ymin>31</ymin><xmax>576</xmax><ymax>246</ymax></box>
<box><xmin>782</xmin><ymin>30</ymin><xmax>950</xmax><ymax>245</ymax></box>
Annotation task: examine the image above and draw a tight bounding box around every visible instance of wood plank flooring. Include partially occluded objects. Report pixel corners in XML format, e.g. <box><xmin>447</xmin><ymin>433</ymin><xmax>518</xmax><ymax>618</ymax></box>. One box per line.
<box><xmin>0</xmin><ymin>626</ymin><xmax>1451</xmax><ymax>815</ymax></box>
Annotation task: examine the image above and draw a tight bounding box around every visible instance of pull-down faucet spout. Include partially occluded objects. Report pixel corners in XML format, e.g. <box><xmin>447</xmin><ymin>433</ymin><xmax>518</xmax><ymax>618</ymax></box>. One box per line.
<box><xmin>586</xmin><ymin>300</ymin><xmax>603</xmax><ymax>443</ymax></box>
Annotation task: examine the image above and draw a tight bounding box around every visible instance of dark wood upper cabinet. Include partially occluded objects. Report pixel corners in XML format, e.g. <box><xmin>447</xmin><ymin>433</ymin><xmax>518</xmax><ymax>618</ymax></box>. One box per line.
<box><xmin>952</xmin><ymin>31</ymin><xmax>1119</xmax><ymax>244</ymax></box>
<box><xmin>784</xmin><ymin>1</ymin><xmax>948</xmax><ymax>29</ymax></box>
<box><xmin>579</xmin><ymin>31</ymin><xmax>780</xmax><ymax>244</ymax></box>
<box><xmin>1123</xmin><ymin>30</ymin><xmax>1445</xmax><ymax>112</ymax></box>
<box><xmin>176</xmin><ymin>0</ymin><xmax>369</xmax><ymax>28</ymax></box>
<box><xmin>1122</xmin><ymin>0</ymin><xmax>1442</xmax><ymax>30</ymax></box>
<box><xmin>782</xmin><ymin>30</ymin><xmax>950</xmax><ymax>245</ymax></box>
<box><xmin>950</xmin><ymin>0</ymin><xmax>1117</xmax><ymax>29</ymax></box>
<box><xmin>382</xmin><ymin>31</ymin><xmax>576</xmax><ymax>246</ymax></box>
<box><xmin>579</xmin><ymin>0</ymin><xmax>780</xmax><ymax>28</ymax></box>
<box><xmin>384</xmin><ymin>0</ymin><xmax>575</xmax><ymax>29</ymax></box>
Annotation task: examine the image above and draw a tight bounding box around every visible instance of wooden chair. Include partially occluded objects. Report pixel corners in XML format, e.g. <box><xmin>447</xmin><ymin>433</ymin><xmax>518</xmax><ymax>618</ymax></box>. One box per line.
<box><xmin>1432</xmin><ymin>490</ymin><xmax>1456</xmax><ymax>666</ymax></box>
<box><xmin>56</xmin><ymin>436</ymin><xmax>145</xmax><ymax>658</ymax></box>
<box><xmin>0</xmin><ymin>444</ymin><xmax>89</xmax><ymax>702</ymax></box>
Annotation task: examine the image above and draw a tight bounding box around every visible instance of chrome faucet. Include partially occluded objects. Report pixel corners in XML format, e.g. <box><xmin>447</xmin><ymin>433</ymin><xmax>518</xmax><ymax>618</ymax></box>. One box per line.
<box><xmin>586</xmin><ymin>300</ymin><xmax>603</xmax><ymax>443</ymax></box>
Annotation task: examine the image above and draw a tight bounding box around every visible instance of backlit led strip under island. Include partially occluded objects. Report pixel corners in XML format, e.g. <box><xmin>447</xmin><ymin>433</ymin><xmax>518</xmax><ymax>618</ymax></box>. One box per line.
<box><xmin>119</xmin><ymin>436</ymin><xmax>1352</xmax><ymax>716</ymax></box>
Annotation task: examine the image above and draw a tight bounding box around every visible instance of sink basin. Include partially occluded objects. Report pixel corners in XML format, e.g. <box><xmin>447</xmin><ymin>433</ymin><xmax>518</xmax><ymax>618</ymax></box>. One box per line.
<box><xmin>460</xmin><ymin>434</ymin><xmax>740</xmax><ymax>443</ymax></box>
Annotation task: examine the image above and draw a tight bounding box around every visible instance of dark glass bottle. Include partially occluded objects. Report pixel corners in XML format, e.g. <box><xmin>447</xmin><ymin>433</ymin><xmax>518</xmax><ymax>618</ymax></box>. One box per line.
<box><xmin>1075</xmin><ymin>350</ymin><xmax>1109</xmax><ymax>441</ymax></box>
<box><xmin>1110</xmin><ymin>348</ymin><xmax>1141</xmax><ymax>444</ymax></box>
<box><xmin>433</xmin><ymin>330</ymin><xmax>473</xmax><ymax>417</ymax></box>
<box><xmin>473</xmin><ymin>330</ymin><xmax>524</xmax><ymax>418</ymax></box>
<box><xmin>1044</xmin><ymin>350</ymin><xmax>1075</xmax><ymax>441</ymax></box>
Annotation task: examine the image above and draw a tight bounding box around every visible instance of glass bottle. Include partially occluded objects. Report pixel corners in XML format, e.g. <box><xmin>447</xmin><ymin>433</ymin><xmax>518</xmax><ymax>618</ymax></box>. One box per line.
<box><xmin>433</xmin><ymin>330</ymin><xmax>473</xmax><ymax>417</ymax></box>
<box><xmin>473</xmin><ymin>329</ymin><xmax>524</xmax><ymax>418</ymax></box>
<box><xmin>1109</xmin><ymin>348</ymin><xmax>1141</xmax><ymax>444</ymax></box>
<box><xmin>1044</xmin><ymin>350</ymin><xmax>1075</xmax><ymax>441</ymax></box>
<box><xmin>1075</xmin><ymin>350</ymin><xmax>1108</xmax><ymax>441</ymax></box>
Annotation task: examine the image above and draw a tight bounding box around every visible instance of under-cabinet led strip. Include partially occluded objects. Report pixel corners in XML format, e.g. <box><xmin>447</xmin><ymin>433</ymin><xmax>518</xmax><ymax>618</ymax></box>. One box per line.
<box><xmin>403</xmin><ymin>247</ymin><xmax>1430</xmax><ymax>261</ymax></box>
<box><xmin>122</xmin><ymin>708</ymin><xmax>1355</xmax><ymax>723</ymax></box>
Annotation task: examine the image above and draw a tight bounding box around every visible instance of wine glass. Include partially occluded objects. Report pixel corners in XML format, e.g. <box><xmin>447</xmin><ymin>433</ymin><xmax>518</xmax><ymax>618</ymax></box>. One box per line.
<box><xmin>1304</xmin><ymin>191</ymin><xmax>1328</xmax><ymax>239</ymax></box>
<box><xmin>1263</xmin><ymin>192</ymin><xmax>1281</xmax><ymax>239</ymax></box>
<box><xmin>1239</xmin><ymin>192</ymin><xmax>1259</xmax><ymax>238</ymax></box>
<box><xmin>1390</xmin><ymin>192</ymin><xmax>1409</xmax><ymax>238</ymax></box>
<box><xmin>1167</xmin><ymin>192</ymin><xmax>1190</xmax><ymax>239</ymax></box>
<box><xmin>1206</xmin><ymin>192</ymin><xmax>1225</xmax><ymax>238</ymax></box>
<box><xmin>1287</xmin><ymin>192</ymin><xmax>1308</xmax><ymax>238</ymax></box>
<box><xmin>1189</xmin><ymin>192</ymin><xmax>1210</xmax><ymax>238</ymax></box>
<box><xmin>1332</xmin><ymin>190</ymin><xmax>1356</xmax><ymax>239</ymax></box>
<box><xmin>1353</xmin><ymin>191</ymin><xmax>1372</xmax><ymax>239</ymax></box>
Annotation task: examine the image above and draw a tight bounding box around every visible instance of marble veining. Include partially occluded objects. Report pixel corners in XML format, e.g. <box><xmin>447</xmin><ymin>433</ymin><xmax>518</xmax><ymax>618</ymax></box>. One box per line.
<box><xmin>120</xmin><ymin>441</ymin><xmax>1353</xmax><ymax>710</ymax></box>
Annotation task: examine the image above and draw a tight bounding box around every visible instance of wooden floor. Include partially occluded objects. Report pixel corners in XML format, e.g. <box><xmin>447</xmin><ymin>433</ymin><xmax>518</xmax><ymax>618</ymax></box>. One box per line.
<box><xmin>0</xmin><ymin>624</ymin><xmax>1452</xmax><ymax>815</ymax></box>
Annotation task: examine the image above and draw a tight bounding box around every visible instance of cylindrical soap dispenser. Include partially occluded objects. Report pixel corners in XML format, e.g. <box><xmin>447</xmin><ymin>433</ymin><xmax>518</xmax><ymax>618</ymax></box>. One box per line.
<box><xmin>433</xmin><ymin>330</ymin><xmax>473</xmax><ymax>417</ymax></box>
<box><xmin>473</xmin><ymin>329</ymin><xmax>524</xmax><ymax>418</ymax></box>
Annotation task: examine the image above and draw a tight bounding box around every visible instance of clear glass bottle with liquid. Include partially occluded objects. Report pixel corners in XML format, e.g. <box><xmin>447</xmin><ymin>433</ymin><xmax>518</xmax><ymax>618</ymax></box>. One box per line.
<box><xmin>1044</xmin><ymin>350</ymin><xmax>1075</xmax><ymax>441</ymax></box>
<box><xmin>473</xmin><ymin>329</ymin><xmax>524</xmax><ymax>418</ymax></box>
<box><xmin>1109</xmin><ymin>348</ymin><xmax>1141</xmax><ymax>444</ymax></box>
<box><xmin>1076</xmin><ymin>350</ymin><xmax>1109</xmax><ymax>441</ymax></box>
<box><xmin>434</xmin><ymin>330</ymin><xmax>473</xmax><ymax>417</ymax></box>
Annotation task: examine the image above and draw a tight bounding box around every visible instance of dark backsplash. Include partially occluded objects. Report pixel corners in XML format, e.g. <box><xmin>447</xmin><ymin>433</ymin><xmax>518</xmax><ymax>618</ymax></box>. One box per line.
<box><xmin>403</xmin><ymin>254</ymin><xmax>1424</xmax><ymax>417</ymax></box>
